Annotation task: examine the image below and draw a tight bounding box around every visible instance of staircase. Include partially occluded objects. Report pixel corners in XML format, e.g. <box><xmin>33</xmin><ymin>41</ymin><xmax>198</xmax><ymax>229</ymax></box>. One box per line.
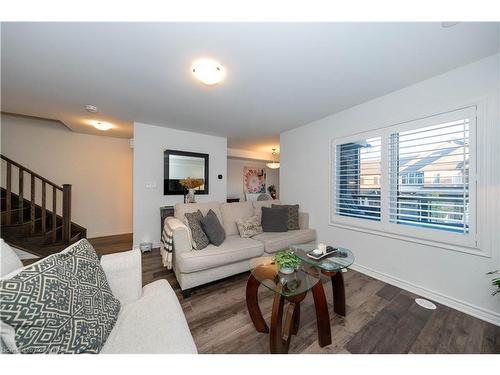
<box><xmin>1</xmin><ymin>154</ymin><xmax>87</xmax><ymax>258</ymax></box>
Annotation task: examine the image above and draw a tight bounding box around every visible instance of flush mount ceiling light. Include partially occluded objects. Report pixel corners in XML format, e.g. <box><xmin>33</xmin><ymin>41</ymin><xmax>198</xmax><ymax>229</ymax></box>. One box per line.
<box><xmin>89</xmin><ymin>120</ymin><xmax>113</xmax><ymax>131</ymax></box>
<box><xmin>441</xmin><ymin>22</ymin><xmax>460</xmax><ymax>28</ymax></box>
<box><xmin>266</xmin><ymin>148</ymin><xmax>280</xmax><ymax>169</ymax></box>
<box><xmin>191</xmin><ymin>58</ymin><xmax>226</xmax><ymax>86</ymax></box>
<box><xmin>85</xmin><ymin>104</ymin><xmax>99</xmax><ymax>113</ymax></box>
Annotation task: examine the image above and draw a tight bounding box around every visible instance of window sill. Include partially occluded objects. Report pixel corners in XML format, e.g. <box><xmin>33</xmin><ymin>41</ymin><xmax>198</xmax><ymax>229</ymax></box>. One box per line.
<box><xmin>328</xmin><ymin>221</ymin><xmax>489</xmax><ymax>258</ymax></box>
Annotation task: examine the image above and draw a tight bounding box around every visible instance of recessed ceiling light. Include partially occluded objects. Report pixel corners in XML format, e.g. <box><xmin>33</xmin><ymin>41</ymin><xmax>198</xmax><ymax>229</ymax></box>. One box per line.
<box><xmin>441</xmin><ymin>22</ymin><xmax>460</xmax><ymax>28</ymax></box>
<box><xmin>85</xmin><ymin>104</ymin><xmax>99</xmax><ymax>113</ymax></box>
<box><xmin>90</xmin><ymin>120</ymin><xmax>113</xmax><ymax>131</ymax></box>
<box><xmin>191</xmin><ymin>58</ymin><xmax>226</xmax><ymax>86</ymax></box>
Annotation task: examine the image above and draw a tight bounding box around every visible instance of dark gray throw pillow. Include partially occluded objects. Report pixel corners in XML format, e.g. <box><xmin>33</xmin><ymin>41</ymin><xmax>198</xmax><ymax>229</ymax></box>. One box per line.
<box><xmin>272</xmin><ymin>204</ymin><xmax>300</xmax><ymax>230</ymax></box>
<box><xmin>200</xmin><ymin>209</ymin><xmax>226</xmax><ymax>246</ymax></box>
<box><xmin>261</xmin><ymin>206</ymin><xmax>289</xmax><ymax>232</ymax></box>
<box><xmin>185</xmin><ymin>210</ymin><xmax>210</xmax><ymax>250</ymax></box>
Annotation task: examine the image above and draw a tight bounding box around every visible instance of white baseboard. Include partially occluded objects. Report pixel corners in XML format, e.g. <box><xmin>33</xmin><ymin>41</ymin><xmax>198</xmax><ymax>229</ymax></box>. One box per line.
<box><xmin>133</xmin><ymin>242</ymin><xmax>161</xmax><ymax>251</ymax></box>
<box><xmin>351</xmin><ymin>263</ymin><xmax>500</xmax><ymax>327</ymax></box>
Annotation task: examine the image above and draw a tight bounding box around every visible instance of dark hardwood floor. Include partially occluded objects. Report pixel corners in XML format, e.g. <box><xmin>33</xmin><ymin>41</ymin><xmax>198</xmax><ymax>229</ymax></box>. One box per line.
<box><xmin>89</xmin><ymin>233</ymin><xmax>135</xmax><ymax>256</ymax></box>
<box><xmin>90</xmin><ymin>235</ymin><xmax>500</xmax><ymax>354</ymax></box>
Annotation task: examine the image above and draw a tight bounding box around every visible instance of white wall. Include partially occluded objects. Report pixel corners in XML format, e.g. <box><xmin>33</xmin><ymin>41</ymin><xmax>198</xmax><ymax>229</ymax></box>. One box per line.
<box><xmin>227</xmin><ymin>157</ymin><xmax>279</xmax><ymax>201</ymax></box>
<box><xmin>133</xmin><ymin>122</ymin><xmax>227</xmax><ymax>247</ymax></box>
<box><xmin>0</xmin><ymin>114</ymin><xmax>133</xmax><ymax>238</ymax></box>
<box><xmin>280</xmin><ymin>54</ymin><xmax>500</xmax><ymax>325</ymax></box>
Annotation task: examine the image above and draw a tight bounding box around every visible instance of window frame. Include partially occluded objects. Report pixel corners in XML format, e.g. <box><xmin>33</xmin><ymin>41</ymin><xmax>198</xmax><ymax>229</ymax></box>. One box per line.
<box><xmin>330</xmin><ymin>106</ymin><xmax>479</xmax><ymax>254</ymax></box>
<box><xmin>330</xmin><ymin>130</ymin><xmax>385</xmax><ymax>232</ymax></box>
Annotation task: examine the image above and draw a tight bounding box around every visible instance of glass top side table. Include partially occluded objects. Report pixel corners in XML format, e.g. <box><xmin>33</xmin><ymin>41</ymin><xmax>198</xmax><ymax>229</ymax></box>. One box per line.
<box><xmin>291</xmin><ymin>244</ymin><xmax>355</xmax><ymax>317</ymax></box>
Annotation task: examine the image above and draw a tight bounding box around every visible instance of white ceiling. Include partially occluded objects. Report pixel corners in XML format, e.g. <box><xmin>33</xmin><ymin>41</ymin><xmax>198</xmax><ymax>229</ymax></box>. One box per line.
<box><xmin>1</xmin><ymin>22</ymin><xmax>498</xmax><ymax>152</ymax></box>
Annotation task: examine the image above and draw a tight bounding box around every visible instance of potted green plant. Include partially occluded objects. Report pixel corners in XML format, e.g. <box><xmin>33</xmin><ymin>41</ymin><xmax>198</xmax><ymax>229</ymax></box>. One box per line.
<box><xmin>487</xmin><ymin>270</ymin><xmax>500</xmax><ymax>296</ymax></box>
<box><xmin>274</xmin><ymin>250</ymin><xmax>301</xmax><ymax>274</ymax></box>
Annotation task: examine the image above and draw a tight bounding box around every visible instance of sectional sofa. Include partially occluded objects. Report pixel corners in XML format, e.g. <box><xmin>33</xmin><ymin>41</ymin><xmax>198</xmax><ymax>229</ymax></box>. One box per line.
<box><xmin>166</xmin><ymin>200</ymin><xmax>316</xmax><ymax>296</ymax></box>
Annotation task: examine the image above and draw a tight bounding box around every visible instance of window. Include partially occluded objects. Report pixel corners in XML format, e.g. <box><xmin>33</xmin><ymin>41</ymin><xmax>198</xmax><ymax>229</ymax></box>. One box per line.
<box><xmin>331</xmin><ymin>106</ymin><xmax>477</xmax><ymax>249</ymax></box>
<box><xmin>335</xmin><ymin>137</ymin><xmax>381</xmax><ymax>221</ymax></box>
<box><xmin>389</xmin><ymin>119</ymin><xmax>470</xmax><ymax>234</ymax></box>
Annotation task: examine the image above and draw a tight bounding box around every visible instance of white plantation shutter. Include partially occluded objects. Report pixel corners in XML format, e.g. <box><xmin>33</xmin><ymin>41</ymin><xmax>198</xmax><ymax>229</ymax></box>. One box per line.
<box><xmin>388</xmin><ymin>111</ymin><xmax>472</xmax><ymax>234</ymax></box>
<box><xmin>335</xmin><ymin>137</ymin><xmax>381</xmax><ymax>221</ymax></box>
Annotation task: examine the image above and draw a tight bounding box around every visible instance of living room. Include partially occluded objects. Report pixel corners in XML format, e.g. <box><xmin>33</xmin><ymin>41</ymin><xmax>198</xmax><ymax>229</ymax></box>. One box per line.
<box><xmin>0</xmin><ymin>1</ymin><xmax>499</xmax><ymax>373</ymax></box>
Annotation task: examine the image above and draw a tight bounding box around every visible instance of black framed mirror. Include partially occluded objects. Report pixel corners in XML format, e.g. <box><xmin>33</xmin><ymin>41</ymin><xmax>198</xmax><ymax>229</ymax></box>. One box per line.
<box><xmin>164</xmin><ymin>149</ymin><xmax>209</xmax><ymax>195</ymax></box>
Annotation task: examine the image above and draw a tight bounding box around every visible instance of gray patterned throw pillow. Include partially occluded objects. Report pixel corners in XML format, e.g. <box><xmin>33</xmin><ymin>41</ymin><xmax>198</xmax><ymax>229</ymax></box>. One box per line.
<box><xmin>185</xmin><ymin>210</ymin><xmax>210</xmax><ymax>250</ymax></box>
<box><xmin>272</xmin><ymin>204</ymin><xmax>300</xmax><ymax>230</ymax></box>
<box><xmin>0</xmin><ymin>239</ymin><xmax>121</xmax><ymax>354</ymax></box>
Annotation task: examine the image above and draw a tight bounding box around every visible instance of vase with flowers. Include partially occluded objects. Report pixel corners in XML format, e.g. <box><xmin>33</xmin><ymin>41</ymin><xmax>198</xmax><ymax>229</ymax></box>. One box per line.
<box><xmin>179</xmin><ymin>177</ymin><xmax>204</xmax><ymax>203</ymax></box>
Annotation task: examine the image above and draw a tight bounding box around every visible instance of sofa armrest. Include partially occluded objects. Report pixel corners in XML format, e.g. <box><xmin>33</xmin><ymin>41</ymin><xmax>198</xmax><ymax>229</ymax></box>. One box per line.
<box><xmin>166</xmin><ymin>217</ymin><xmax>192</xmax><ymax>254</ymax></box>
<box><xmin>101</xmin><ymin>249</ymin><xmax>142</xmax><ymax>305</ymax></box>
<box><xmin>298</xmin><ymin>212</ymin><xmax>309</xmax><ymax>230</ymax></box>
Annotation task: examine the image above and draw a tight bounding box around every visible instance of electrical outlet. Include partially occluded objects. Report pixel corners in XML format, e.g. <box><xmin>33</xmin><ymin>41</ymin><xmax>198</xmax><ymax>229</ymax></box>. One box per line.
<box><xmin>145</xmin><ymin>182</ymin><xmax>157</xmax><ymax>189</ymax></box>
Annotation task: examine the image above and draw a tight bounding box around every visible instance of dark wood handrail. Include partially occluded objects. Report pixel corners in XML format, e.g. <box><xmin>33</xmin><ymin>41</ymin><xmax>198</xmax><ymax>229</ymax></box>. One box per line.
<box><xmin>1</xmin><ymin>154</ymin><xmax>72</xmax><ymax>244</ymax></box>
<box><xmin>1</xmin><ymin>154</ymin><xmax>63</xmax><ymax>191</ymax></box>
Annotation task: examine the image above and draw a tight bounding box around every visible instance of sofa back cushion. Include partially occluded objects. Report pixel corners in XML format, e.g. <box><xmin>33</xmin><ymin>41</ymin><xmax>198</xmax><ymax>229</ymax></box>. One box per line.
<box><xmin>220</xmin><ymin>202</ymin><xmax>254</xmax><ymax>236</ymax></box>
<box><xmin>252</xmin><ymin>200</ymin><xmax>281</xmax><ymax>221</ymax></box>
<box><xmin>0</xmin><ymin>239</ymin><xmax>120</xmax><ymax>354</ymax></box>
<box><xmin>175</xmin><ymin>202</ymin><xmax>223</xmax><ymax>223</ymax></box>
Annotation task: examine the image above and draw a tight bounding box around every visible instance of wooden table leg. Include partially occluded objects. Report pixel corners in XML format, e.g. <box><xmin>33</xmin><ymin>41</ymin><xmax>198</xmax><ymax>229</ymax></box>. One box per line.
<box><xmin>246</xmin><ymin>274</ymin><xmax>269</xmax><ymax>333</ymax></box>
<box><xmin>331</xmin><ymin>271</ymin><xmax>346</xmax><ymax>317</ymax></box>
<box><xmin>292</xmin><ymin>303</ymin><xmax>300</xmax><ymax>335</ymax></box>
<box><xmin>312</xmin><ymin>281</ymin><xmax>332</xmax><ymax>347</ymax></box>
<box><xmin>270</xmin><ymin>293</ymin><xmax>287</xmax><ymax>354</ymax></box>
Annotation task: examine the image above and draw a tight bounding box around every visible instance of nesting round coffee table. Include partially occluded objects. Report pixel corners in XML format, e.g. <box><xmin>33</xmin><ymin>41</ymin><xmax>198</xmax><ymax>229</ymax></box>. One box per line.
<box><xmin>245</xmin><ymin>245</ymin><xmax>355</xmax><ymax>354</ymax></box>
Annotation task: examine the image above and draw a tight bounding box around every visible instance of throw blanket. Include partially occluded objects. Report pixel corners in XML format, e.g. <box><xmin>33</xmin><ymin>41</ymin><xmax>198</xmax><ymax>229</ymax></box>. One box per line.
<box><xmin>160</xmin><ymin>218</ymin><xmax>191</xmax><ymax>269</ymax></box>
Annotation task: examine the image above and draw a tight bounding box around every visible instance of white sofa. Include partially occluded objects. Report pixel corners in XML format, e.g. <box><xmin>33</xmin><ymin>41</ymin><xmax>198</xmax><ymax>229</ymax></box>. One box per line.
<box><xmin>0</xmin><ymin>239</ymin><xmax>197</xmax><ymax>354</ymax></box>
<box><xmin>167</xmin><ymin>201</ymin><xmax>316</xmax><ymax>296</ymax></box>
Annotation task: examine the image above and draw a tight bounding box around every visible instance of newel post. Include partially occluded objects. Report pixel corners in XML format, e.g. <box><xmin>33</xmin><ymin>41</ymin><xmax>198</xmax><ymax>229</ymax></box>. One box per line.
<box><xmin>62</xmin><ymin>184</ymin><xmax>72</xmax><ymax>244</ymax></box>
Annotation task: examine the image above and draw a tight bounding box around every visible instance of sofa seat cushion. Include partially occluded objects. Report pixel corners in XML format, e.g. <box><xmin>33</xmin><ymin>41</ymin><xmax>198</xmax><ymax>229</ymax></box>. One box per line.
<box><xmin>253</xmin><ymin>229</ymin><xmax>316</xmax><ymax>253</ymax></box>
<box><xmin>101</xmin><ymin>280</ymin><xmax>197</xmax><ymax>354</ymax></box>
<box><xmin>177</xmin><ymin>235</ymin><xmax>264</xmax><ymax>273</ymax></box>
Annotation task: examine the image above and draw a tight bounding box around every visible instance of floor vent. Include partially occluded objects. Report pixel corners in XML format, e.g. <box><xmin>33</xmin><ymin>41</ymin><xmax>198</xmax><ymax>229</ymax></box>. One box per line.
<box><xmin>415</xmin><ymin>298</ymin><xmax>437</xmax><ymax>310</ymax></box>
